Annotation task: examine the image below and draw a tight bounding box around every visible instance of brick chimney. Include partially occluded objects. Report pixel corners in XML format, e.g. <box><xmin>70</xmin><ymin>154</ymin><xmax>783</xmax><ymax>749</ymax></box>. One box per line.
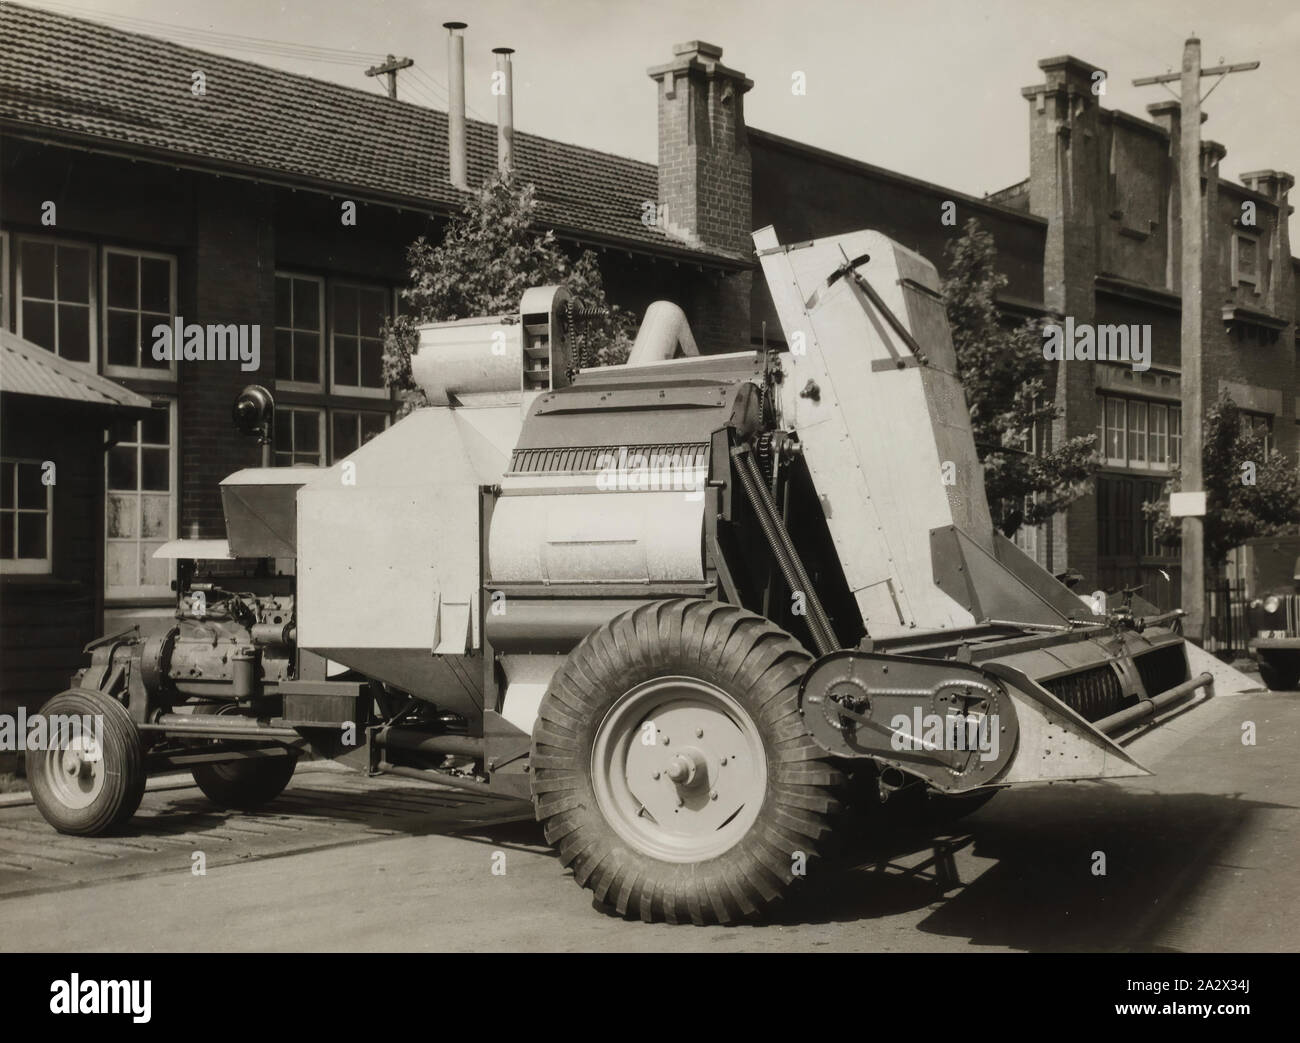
<box><xmin>648</xmin><ymin>41</ymin><xmax>753</xmax><ymax>255</ymax></box>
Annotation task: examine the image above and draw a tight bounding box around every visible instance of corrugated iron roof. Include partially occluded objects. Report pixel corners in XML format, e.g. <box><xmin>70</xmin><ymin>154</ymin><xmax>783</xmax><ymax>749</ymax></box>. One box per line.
<box><xmin>0</xmin><ymin>3</ymin><xmax>745</xmax><ymax>265</ymax></box>
<box><xmin>0</xmin><ymin>329</ymin><xmax>153</xmax><ymax>410</ymax></box>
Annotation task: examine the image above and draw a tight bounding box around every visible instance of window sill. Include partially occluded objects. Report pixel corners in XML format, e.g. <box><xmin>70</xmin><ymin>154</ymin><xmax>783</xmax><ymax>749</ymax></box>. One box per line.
<box><xmin>0</xmin><ymin>574</ymin><xmax>83</xmax><ymax>592</ymax></box>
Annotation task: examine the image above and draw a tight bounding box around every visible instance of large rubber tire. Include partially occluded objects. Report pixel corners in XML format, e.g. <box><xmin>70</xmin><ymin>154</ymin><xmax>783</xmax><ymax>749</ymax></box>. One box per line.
<box><xmin>531</xmin><ymin>599</ymin><xmax>842</xmax><ymax>925</ymax></box>
<box><xmin>28</xmin><ymin>688</ymin><xmax>146</xmax><ymax>836</ymax></box>
<box><xmin>1258</xmin><ymin>656</ymin><xmax>1300</xmax><ymax>692</ymax></box>
<box><xmin>189</xmin><ymin>704</ymin><xmax>297</xmax><ymax>810</ymax></box>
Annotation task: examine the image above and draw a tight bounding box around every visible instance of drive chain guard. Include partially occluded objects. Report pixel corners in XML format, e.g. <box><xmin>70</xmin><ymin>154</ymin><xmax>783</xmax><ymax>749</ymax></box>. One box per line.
<box><xmin>800</xmin><ymin>651</ymin><xmax>1018</xmax><ymax>791</ymax></box>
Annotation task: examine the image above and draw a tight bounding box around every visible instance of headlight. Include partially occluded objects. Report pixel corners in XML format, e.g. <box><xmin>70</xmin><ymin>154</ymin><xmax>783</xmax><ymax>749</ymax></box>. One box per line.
<box><xmin>1263</xmin><ymin>595</ymin><xmax>1281</xmax><ymax>615</ymax></box>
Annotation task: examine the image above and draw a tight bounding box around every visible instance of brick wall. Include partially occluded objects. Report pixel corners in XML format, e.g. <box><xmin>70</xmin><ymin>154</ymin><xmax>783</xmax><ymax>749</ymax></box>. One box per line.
<box><xmin>1024</xmin><ymin>56</ymin><xmax>1298</xmax><ymax>589</ymax></box>
<box><xmin>649</xmin><ymin>42</ymin><xmax>755</xmax><ymax>352</ymax></box>
<box><xmin>180</xmin><ymin>179</ymin><xmax>277</xmax><ymax>539</ymax></box>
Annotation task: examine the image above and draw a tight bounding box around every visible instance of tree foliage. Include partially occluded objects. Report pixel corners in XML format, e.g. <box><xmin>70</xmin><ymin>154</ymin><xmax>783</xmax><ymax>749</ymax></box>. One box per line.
<box><xmin>1143</xmin><ymin>391</ymin><xmax>1300</xmax><ymax>566</ymax></box>
<box><xmin>942</xmin><ymin>218</ymin><xmax>1097</xmax><ymax>537</ymax></box>
<box><xmin>382</xmin><ymin>173</ymin><xmax>635</xmax><ymax>412</ymax></box>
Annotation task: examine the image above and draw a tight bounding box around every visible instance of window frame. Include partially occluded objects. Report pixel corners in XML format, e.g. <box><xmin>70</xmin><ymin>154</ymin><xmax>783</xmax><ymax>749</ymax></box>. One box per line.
<box><xmin>1231</xmin><ymin>231</ymin><xmax>1261</xmax><ymax>292</ymax></box>
<box><xmin>1098</xmin><ymin>393</ymin><xmax>1179</xmax><ymax>472</ymax></box>
<box><xmin>329</xmin><ymin>280</ymin><xmax>391</xmax><ymax>399</ymax></box>
<box><xmin>104</xmin><ymin>402</ymin><xmax>178</xmax><ymax>602</ymax></box>
<box><xmin>1242</xmin><ymin>410</ymin><xmax>1274</xmax><ymax>457</ymax></box>
<box><xmin>101</xmin><ymin>246</ymin><xmax>179</xmax><ymax>381</ymax></box>
<box><xmin>273</xmin><ymin>272</ymin><xmax>326</xmax><ymax>393</ymax></box>
<box><xmin>273</xmin><ymin>405</ymin><xmax>327</xmax><ymax>468</ymax></box>
<box><xmin>329</xmin><ymin>408</ymin><xmax>391</xmax><ymax>464</ymax></box>
<box><xmin>15</xmin><ymin>234</ymin><xmax>98</xmax><ymax>368</ymax></box>
<box><xmin>0</xmin><ymin>457</ymin><xmax>54</xmax><ymax>575</ymax></box>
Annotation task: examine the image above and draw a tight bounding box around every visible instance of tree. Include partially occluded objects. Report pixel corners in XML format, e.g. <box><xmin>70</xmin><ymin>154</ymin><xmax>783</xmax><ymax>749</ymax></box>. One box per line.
<box><xmin>942</xmin><ymin>218</ymin><xmax>1097</xmax><ymax>537</ymax></box>
<box><xmin>382</xmin><ymin>172</ymin><xmax>635</xmax><ymax>413</ymax></box>
<box><xmin>1143</xmin><ymin>391</ymin><xmax>1300</xmax><ymax>567</ymax></box>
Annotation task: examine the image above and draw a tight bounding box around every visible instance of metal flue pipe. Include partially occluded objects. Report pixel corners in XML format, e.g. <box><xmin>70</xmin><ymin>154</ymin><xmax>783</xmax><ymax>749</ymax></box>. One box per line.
<box><xmin>492</xmin><ymin>46</ymin><xmax>514</xmax><ymax>174</ymax></box>
<box><xmin>444</xmin><ymin>21</ymin><xmax>468</xmax><ymax>189</ymax></box>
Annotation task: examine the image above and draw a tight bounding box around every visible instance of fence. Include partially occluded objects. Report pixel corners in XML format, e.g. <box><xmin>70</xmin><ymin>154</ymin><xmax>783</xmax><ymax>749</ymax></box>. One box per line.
<box><xmin>1204</xmin><ymin>578</ymin><xmax>1249</xmax><ymax>657</ymax></box>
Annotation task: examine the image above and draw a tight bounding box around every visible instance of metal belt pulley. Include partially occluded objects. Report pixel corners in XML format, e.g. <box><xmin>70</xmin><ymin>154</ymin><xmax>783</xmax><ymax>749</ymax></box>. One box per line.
<box><xmin>800</xmin><ymin>650</ymin><xmax>1019</xmax><ymax>792</ymax></box>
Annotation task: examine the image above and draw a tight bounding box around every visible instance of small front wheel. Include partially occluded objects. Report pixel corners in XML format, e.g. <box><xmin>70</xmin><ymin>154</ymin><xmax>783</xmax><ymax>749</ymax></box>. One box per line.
<box><xmin>28</xmin><ymin>688</ymin><xmax>146</xmax><ymax>836</ymax></box>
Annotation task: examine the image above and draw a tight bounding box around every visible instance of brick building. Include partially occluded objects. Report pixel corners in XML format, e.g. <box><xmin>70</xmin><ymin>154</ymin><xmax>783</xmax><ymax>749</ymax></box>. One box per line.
<box><xmin>1011</xmin><ymin>57</ymin><xmax>1298</xmax><ymax>604</ymax></box>
<box><xmin>1</xmin><ymin>2</ymin><xmax>1296</xmax><ymax>658</ymax></box>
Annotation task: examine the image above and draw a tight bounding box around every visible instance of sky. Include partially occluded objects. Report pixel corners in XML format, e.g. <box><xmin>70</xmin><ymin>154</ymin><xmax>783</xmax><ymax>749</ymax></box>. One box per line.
<box><xmin>32</xmin><ymin>0</ymin><xmax>1300</xmax><ymax>237</ymax></box>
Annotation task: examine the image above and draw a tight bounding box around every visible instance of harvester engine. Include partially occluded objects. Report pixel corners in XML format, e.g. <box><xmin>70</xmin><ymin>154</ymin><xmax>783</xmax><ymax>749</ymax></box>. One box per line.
<box><xmin>76</xmin><ymin>571</ymin><xmax>296</xmax><ymax>712</ymax></box>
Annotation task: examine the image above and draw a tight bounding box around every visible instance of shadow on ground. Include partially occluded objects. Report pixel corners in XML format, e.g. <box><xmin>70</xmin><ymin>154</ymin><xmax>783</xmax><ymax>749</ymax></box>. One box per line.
<box><xmin>770</xmin><ymin>782</ymin><xmax>1294</xmax><ymax>950</ymax></box>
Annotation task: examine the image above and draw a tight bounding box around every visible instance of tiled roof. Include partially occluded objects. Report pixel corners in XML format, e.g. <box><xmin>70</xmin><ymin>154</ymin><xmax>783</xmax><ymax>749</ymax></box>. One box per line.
<box><xmin>0</xmin><ymin>3</ymin><xmax>742</xmax><ymax>264</ymax></box>
<box><xmin>0</xmin><ymin>329</ymin><xmax>153</xmax><ymax>410</ymax></box>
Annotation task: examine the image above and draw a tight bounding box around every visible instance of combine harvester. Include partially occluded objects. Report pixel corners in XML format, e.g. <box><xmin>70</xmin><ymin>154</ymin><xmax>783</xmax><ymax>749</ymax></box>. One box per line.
<box><xmin>28</xmin><ymin>227</ymin><xmax>1249</xmax><ymax>924</ymax></box>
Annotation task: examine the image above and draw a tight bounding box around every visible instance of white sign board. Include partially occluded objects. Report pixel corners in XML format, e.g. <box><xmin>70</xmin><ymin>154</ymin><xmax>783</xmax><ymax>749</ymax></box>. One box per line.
<box><xmin>1169</xmin><ymin>491</ymin><xmax>1207</xmax><ymax>518</ymax></box>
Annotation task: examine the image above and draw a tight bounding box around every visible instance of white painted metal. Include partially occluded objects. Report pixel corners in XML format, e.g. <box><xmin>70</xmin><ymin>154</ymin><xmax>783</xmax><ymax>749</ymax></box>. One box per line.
<box><xmin>626</xmin><ymin>301</ymin><xmax>701</xmax><ymax>365</ymax></box>
<box><xmin>412</xmin><ymin>317</ymin><xmax>524</xmax><ymax>407</ymax></box>
<box><xmin>153</xmin><ymin>539</ymin><xmax>233</xmax><ymax>560</ymax></box>
<box><xmin>499</xmin><ymin>654</ymin><xmax>567</xmax><ymax>732</ymax></box>
<box><xmin>754</xmin><ymin>226</ymin><xmax>996</xmax><ymax>638</ymax></box>
<box><xmin>489</xmin><ymin>482</ymin><xmax>706</xmax><ymax>584</ymax></box>
<box><xmin>296</xmin><ymin>406</ymin><xmax>518</xmax><ymax>654</ymax></box>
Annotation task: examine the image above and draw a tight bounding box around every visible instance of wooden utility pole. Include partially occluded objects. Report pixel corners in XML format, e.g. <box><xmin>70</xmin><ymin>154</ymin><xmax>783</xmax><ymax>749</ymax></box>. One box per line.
<box><xmin>366</xmin><ymin>54</ymin><xmax>414</xmax><ymax>99</ymax></box>
<box><xmin>1133</xmin><ymin>38</ymin><xmax>1258</xmax><ymax>643</ymax></box>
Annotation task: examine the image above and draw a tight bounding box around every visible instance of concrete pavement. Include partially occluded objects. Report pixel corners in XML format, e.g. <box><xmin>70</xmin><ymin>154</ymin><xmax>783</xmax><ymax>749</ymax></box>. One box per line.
<box><xmin>0</xmin><ymin>685</ymin><xmax>1295</xmax><ymax>952</ymax></box>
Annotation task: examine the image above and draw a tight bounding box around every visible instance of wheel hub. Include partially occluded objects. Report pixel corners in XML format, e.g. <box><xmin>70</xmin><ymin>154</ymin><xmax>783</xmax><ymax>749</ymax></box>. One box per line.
<box><xmin>591</xmin><ymin>676</ymin><xmax>768</xmax><ymax>863</ymax></box>
<box><xmin>43</xmin><ymin>733</ymin><xmax>105</xmax><ymax>810</ymax></box>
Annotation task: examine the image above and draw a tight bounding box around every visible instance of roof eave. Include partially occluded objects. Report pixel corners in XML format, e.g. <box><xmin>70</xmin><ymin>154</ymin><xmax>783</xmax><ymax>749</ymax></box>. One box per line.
<box><xmin>2</xmin><ymin>123</ymin><xmax>750</xmax><ymax>271</ymax></box>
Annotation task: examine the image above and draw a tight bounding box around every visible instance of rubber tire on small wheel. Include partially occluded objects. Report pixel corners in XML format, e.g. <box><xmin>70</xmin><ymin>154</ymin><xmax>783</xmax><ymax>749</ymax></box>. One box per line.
<box><xmin>28</xmin><ymin>688</ymin><xmax>146</xmax><ymax>836</ymax></box>
<box><xmin>189</xmin><ymin>704</ymin><xmax>298</xmax><ymax>810</ymax></box>
<box><xmin>531</xmin><ymin>599</ymin><xmax>842</xmax><ymax>926</ymax></box>
<box><xmin>1258</xmin><ymin>657</ymin><xmax>1300</xmax><ymax>692</ymax></box>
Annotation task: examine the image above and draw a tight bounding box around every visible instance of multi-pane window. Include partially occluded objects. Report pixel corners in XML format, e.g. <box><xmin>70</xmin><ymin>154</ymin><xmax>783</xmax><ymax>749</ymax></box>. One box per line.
<box><xmin>1097</xmin><ymin>394</ymin><xmax>1179</xmax><ymax>471</ymax></box>
<box><xmin>274</xmin><ymin>407</ymin><xmax>324</xmax><ymax>467</ymax></box>
<box><xmin>1139</xmin><ymin>479</ymin><xmax>1172</xmax><ymax>558</ymax></box>
<box><xmin>1232</xmin><ymin>233</ymin><xmax>1260</xmax><ymax>290</ymax></box>
<box><xmin>103</xmin><ymin>249</ymin><xmax>175</xmax><ymax>376</ymax></box>
<box><xmin>17</xmin><ymin>238</ymin><xmax>95</xmax><ymax>364</ymax></box>
<box><xmin>274</xmin><ymin>274</ymin><xmax>324</xmax><ymax>388</ymax></box>
<box><xmin>1242</xmin><ymin>411</ymin><xmax>1274</xmax><ymax>456</ymax></box>
<box><xmin>331</xmin><ymin>283</ymin><xmax>389</xmax><ymax>396</ymax></box>
<box><xmin>331</xmin><ymin>410</ymin><xmax>388</xmax><ymax>462</ymax></box>
<box><xmin>106</xmin><ymin>407</ymin><xmax>174</xmax><ymax>599</ymax></box>
<box><xmin>0</xmin><ymin>459</ymin><xmax>52</xmax><ymax>574</ymax></box>
<box><xmin>1126</xmin><ymin>400</ymin><xmax>1147</xmax><ymax>466</ymax></box>
<box><xmin>1099</xmin><ymin>475</ymin><xmax>1178</xmax><ymax>562</ymax></box>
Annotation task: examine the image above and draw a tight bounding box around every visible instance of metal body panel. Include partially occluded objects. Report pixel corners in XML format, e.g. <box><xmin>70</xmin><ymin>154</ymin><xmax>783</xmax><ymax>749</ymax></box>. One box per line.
<box><xmin>489</xmin><ymin>483</ymin><xmax>706</xmax><ymax>584</ymax></box>
<box><xmin>297</xmin><ymin>406</ymin><xmax>518</xmax><ymax>664</ymax></box>
<box><xmin>220</xmin><ymin>468</ymin><xmax>317</xmax><ymax>558</ymax></box>
<box><xmin>755</xmin><ymin>227</ymin><xmax>997</xmax><ymax>638</ymax></box>
<box><xmin>413</xmin><ymin>318</ymin><xmax>524</xmax><ymax>406</ymax></box>
<box><xmin>153</xmin><ymin>539</ymin><xmax>234</xmax><ymax>560</ymax></box>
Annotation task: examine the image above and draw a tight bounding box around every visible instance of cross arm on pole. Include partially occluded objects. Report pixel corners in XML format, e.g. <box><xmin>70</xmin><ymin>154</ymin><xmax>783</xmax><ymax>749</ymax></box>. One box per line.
<box><xmin>365</xmin><ymin>54</ymin><xmax>415</xmax><ymax>100</ymax></box>
<box><xmin>1132</xmin><ymin>60</ymin><xmax>1258</xmax><ymax>87</ymax></box>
